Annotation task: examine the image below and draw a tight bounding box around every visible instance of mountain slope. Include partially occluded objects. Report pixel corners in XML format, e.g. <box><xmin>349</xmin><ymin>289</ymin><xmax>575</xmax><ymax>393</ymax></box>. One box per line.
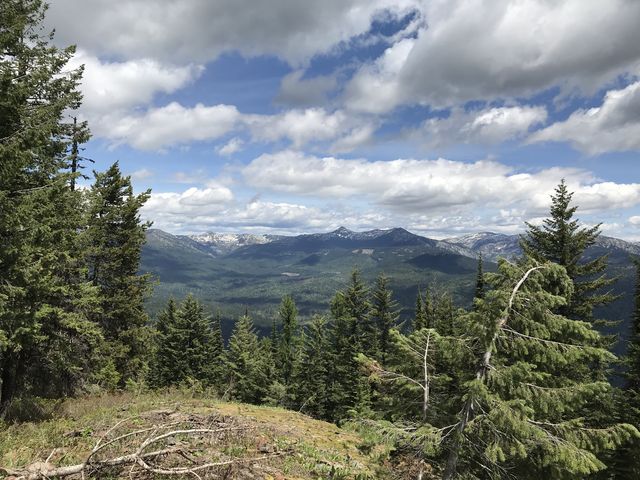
<box><xmin>141</xmin><ymin>228</ymin><xmax>487</xmax><ymax>328</ymax></box>
<box><xmin>141</xmin><ymin>228</ymin><xmax>638</xmax><ymax>355</ymax></box>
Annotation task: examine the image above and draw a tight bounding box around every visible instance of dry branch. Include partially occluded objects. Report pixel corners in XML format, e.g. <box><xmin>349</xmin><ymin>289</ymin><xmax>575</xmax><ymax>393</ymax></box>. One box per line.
<box><xmin>1</xmin><ymin>414</ymin><xmax>285</xmax><ymax>480</ymax></box>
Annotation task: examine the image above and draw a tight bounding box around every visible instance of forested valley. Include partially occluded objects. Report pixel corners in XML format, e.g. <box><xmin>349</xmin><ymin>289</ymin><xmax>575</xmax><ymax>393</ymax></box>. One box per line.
<box><xmin>2</xmin><ymin>2</ymin><xmax>640</xmax><ymax>479</ymax></box>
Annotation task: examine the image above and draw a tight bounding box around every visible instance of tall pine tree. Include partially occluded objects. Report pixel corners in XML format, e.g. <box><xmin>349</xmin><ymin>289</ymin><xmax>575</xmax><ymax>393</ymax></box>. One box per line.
<box><xmin>0</xmin><ymin>0</ymin><xmax>100</xmax><ymax>412</ymax></box>
<box><xmin>521</xmin><ymin>180</ymin><xmax>617</xmax><ymax>321</ymax></box>
<box><xmin>85</xmin><ymin>162</ymin><xmax>152</xmax><ymax>385</ymax></box>
<box><xmin>226</xmin><ymin>315</ymin><xmax>270</xmax><ymax>404</ymax></box>
<box><xmin>370</xmin><ymin>273</ymin><xmax>399</xmax><ymax>364</ymax></box>
<box><xmin>277</xmin><ymin>295</ymin><xmax>299</xmax><ymax>386</ymax></box>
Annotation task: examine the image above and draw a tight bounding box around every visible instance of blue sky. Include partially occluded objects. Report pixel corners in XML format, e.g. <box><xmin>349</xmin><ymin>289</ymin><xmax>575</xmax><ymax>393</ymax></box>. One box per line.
<box><xmin>46</xmin><ymin>0</ymin><xmax>640</xmax><ymax>239</ymax></box>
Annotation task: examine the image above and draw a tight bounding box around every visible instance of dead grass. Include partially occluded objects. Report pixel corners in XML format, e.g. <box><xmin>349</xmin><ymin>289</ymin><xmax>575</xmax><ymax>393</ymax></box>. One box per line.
<box><xmin>0</xmin><ymin>391</ymin><xmax>395</xmax><ymax>479</ymax></box>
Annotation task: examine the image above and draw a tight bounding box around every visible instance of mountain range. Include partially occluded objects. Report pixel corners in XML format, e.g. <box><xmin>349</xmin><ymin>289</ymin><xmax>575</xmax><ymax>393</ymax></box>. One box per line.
<box><xmin>141</xmin><ymin>227</ymin><xmax>638</xmax><ymax>350</ymax></box>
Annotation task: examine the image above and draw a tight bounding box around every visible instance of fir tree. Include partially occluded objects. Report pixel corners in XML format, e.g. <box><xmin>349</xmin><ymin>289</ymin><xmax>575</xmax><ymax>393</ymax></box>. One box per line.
<box><xmin>85</xmin><ymin>162</ymin><xmax>152</xmax><ymax>385</ymax></box>
<box><xmin>474</xmin><ymin>254</ymin><xmax>485</xmax><ymax>301</ymax></box>
<box><xmin>150</xmin><ymin>296</ymin><xmax>217</xmax><ymax>387</ymax></box>
<box><xmin>0</xmin><ymin>0</ymin><xmax>100</xmax><ymax>412</ymax></box>
<box><xmin>414</xmin><ymin>290</ymin><xmax>428</xmax><ymax>331</ymax></box>
<box><xmin>329</xmin><ymin>291</ymin><xmax>365</xmax><ymax>420</ymax></box>
<box><xmin>149</xmin><ymin>298</ymin><xmax>177</xmax><ymax>387</ymax></box>
<box><xmin>440</xmin><ymin>259</ymin><xmax>637</xmax><ymax>479</ymax></box>
<box><xmin>344</xmin><ymin>269</ymin><xmax>374</xmax><ymax>355</ymax></box>
<box><xmin>296</xmin><ymin>315</ymin><xmax>333</xmax><ymax>419</ymax></box>
<box><xmin>65</xmin><ymin>116</ymin><xmax>92</xmax><ymax>191</ymax></box>
<box><xmin>627</xmin><ymin>258</ymin><xmax>640</xmax><ymax>391</ymax></box>
<box><xmin>277</xmin><ymin>295</ymin><xmax>299</xmax><ymax>385</ymax></box>
<box><xmin>521</xmin><ymin>180</ymin><xmax>617</xmax><ymax>321</ymax></box>
<box><xmin>210</xmin><ymin>310</ymin><xmax>226</xmax><ymax>387</ymax></box>
<box><xmin>370</xmin><ymin>273</ymin><xmax>399</xmax><ymax>364</ymax></box>
<box><xmin>226</xmin><ymin>315</ymin><xmax>269</xmax><ymax>404</ymax></box>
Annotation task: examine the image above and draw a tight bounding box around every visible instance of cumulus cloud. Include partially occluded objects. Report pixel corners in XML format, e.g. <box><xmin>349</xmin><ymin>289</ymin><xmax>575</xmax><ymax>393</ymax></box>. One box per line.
<box><xmin>96</xmin><ymin>102</ymin><xmax>241</xmax><ymax>151</ymax></box>
<box><xmin>345</xmin><ymin>0</ymin><xmax>640</xmax><ymax>112</ymax></box>
<box><xmin>246</xmin><ymin>108</ymin><xmax>375</xmax><ymax>150</ymax></box>
<box><xmin>529</xmin><ymin>81</ymin><xmax>640</xmax><ymax>154</ymax></box>
<box><xmin>69</xmin><ymin>50</ymin><xmax>201</xmax><ymax>115</ymax></box>
<box><xmin>217</xmin><ymin>138</ymin><xmax>244</xmax><ymax>156</ymax></box>
<box><xmin>420</xmin><ymin>105</ymin><xmax>547</xmax><ymax>147</ymax></box>
<box><xmin>47</xmin><ymin>0</ymin><xmax>422</xmax><ymax>65</ymax></box>
<box><xmin>143</xmin><ymin>193</ymin><xmax>342</xmax><ymax>234</ymax></box>
<box><xmin>629</xmin><ymin>216</ymin><xmax>640</xmax><ymax>226</ymax></box>
<box><xmin>242</xmin><ymin>151</ymin><xmax>640</xmax><ymax>214</ymax></box>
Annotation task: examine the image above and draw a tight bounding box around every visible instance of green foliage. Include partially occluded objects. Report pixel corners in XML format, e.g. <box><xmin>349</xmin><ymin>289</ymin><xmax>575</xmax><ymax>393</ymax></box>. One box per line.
<box><xmin>369</xmin><ymin>273</ymin><xmax>399</xmax><ymax>364</ymax></box>
<box><xmin>474</xmin><ymin>254</ymin><xmax>485</xmax><ymax>303</ymax></box>
<box><xmin>226</xmin><ymin>315</ymin><xmax>270</xmax><ymax>404</ymax></box>
<box><xmin>440</xmin><ymin>259</ymin><xmax>637</xmax><ymax>479</ymax></box>
<box><xmin>0</xmin><ymin>0</ymin><xmax>102</xmax><ymax>412</ymax></box>
<box><xmin>85</xmin><ymin>162</ymin><xmax>152</xmax><ymax>385</ymax></box>
<box><xmin>296</xmin><ymin>315</ymin><xmax>333</xmax><ymax>419</ymax></box>
<box><xmin>150</xmin><ymin>296</ymin><xmax>220</xmax><ymax>388</ymax></box>
<box><xmin>521</xmin><ymin>180</ymin><xmax>618</xmax><ymax>322</ymax></box>
<box><xmin>277</xmin><ymin>295</ymin><xmax>299</xmax><ymax>386</ymax></box>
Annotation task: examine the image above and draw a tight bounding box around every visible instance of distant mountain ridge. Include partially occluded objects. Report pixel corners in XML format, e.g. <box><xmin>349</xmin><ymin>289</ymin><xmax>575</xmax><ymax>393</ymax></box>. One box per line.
<box><xmin>174</xmin><ymin>227</ymin><xmax>640</xmax><ymax>262</ymax></box>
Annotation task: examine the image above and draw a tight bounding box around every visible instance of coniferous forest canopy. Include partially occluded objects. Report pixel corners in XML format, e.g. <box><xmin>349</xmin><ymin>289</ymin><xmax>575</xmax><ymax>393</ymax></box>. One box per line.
<box><xmin>2</xmin><ymin>1</ymin><xmax>640</xmax><ymax>479</ymax></box>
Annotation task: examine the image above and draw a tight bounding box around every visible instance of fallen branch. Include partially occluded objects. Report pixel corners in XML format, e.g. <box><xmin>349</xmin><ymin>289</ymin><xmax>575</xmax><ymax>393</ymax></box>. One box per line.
<box><xmin>2</xmin><ymin>418</ymin><xmax>282</xmax><ymax>480</ymax></box>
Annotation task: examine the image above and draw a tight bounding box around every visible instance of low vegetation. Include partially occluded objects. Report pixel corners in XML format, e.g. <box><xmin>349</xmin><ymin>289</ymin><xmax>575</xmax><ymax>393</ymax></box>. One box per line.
<box><xmin>0</xmin><ymin>391</ymin><xmax>406</xmax><ymax>479</ymax></box>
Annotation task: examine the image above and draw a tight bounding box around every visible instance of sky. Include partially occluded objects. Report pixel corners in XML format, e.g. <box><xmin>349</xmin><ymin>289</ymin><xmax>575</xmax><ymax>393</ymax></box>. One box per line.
<box><xmin>45</xmin><ymin>0</ymin><xmax>640</xmax><ymax>240</ymax></box>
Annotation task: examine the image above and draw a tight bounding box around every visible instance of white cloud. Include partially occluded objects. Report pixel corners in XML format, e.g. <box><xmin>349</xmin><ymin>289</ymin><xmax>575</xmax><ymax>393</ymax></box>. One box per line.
<box><xmin>143</xmin><ymin>193</ymin><xmax>342</xmax><ymax>234</ymax></box>
<box><xmin>246</xmin><ymin>108</ymin><xmax>374</xmax><ymax>150</ymax></box>
<box><xmin>629</xmin><ymin>216</ymin><xmax>640</xmax><ymax>226</ymax></box>
<box><xmin>420</xmin><ymin>105</ymin><xmax>547</xmax><ymax>147</ymax></box>
<box><xmin>529</xmin><ymin>81</ymin><xmax>640</xmax><ymax>154</ymax></box>
<box><xmin>345</xmin><ymin>0</ymin><xmax>640</xmax><ymax>112</ymax></box>
<box><xmin>96</xmin><ymin>102</ymin><xmax>241</xmax><ymax>151</ymax></box>
<box><xmin>69</xmin><ymin>50</ymin><xmax>201</xmax><ymax>115</ymax></box>
<box><xmin>345</xmin><ymin>37</ymin><xmax>415</xmax><ymax>114</ymax></box>
<box><xmin>130</xmin><ymin>168</ymin><xmax>154</xmax><ymax>180</ymax></box>
<box><xmin>144</xmin><ymin>186</ymin><xmax>234</xmax><ymax>217</ymax></box>
<box><xmin>276</xmin><ymin>71</ymin><xmax>338</xmax><ymax>107</ymax></box>
<box><xmin>217</xmin><ymin>138</ymin><xmax>244</xmax><ymax>156</ymax></box>
<box><xmin>47</xmin><ymin>0</ymin><xmax>422</xmax><ymax>65</ymax></box>
<box><xmin>242</xmin><ymin>151</ymin><xmax>640</xmax><ymax>214</ymax></box>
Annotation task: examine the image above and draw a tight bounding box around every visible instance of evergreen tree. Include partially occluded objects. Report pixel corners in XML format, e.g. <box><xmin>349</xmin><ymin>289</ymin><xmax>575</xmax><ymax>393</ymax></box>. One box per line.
<box><xmin>440</xmin><ymin>259</ymin><xmax>637</xmax><ymax>479</ymax></box>
<box><xmin>474</xmin><ymin>254</ymin><xmax>485</xmax><ymax>301</ymax></box>
<box><xmin>210</xmin><ymin>310</ymin><xmax>226</xmax><ymax>387</ymax></box>
<box><xmin>277</xmin><ymin>295</ymin><xmax>299</xmax><ymax>385</ymax></box>
<box><xmin>65</xmin><ymin>116</ymin><xmax>92</xmax><ymax>191</ymax></box>
<box><xmin>414</xmin><ymin>290</ymin><xmax>428</xmax><ymax>331</ymax></box>
<box><xmin>329</xmin><ymin>292</ymin><xmax>366</xmax><ymax>420</ymax></box>
<box><xmin>226</xmin><ymin>315</ymin><xmax>269</xmax><ymax>404</ymax></box>
<box><xmin>423</xmin><ymin>287</ymin><xmax>436</xmax><ymax>330</ymax></box>
<box><xmin>521</xmin><ymin>180</ymin><xmax>617</xmax><ymax>321</ymax></box>
<box><xmin>344</xmin><ymin>269</ymin><xmax>374</xmax><ymax>354</ymax></box>
<box><xmin>85</xmin><ymin>162</ymin><xmax>152</xmax><ymax>385</ymax></box>
<box><xmin>627</xmin><ymin>258</ymin><xmax>640</xmax><ymax>391</ymax></box>
<box><xmin>296</xmin><ymin>315</ymin><xmax>333</xmax><ymax>419</ymax></box>
<box><xmin>0</xmin><ymin>0</ymin><xmax>100</xmax><ymax>412</ymax></box>
<box><xmin>150</xmin><ymin>296</ymin><xmax>217</xmax><ymax>387</ymax></box>
<box><xmin>370</xmin><ymin>273</ymin><xmax>399</xmax><ymax>364</ymax></box>
<box><xmin>609</xmin><ymin>258</ymin><xmax>640</xmax><ymax>479</ymax></box>
<box><xmin>149</xmin><ymin>298</ymin><xmax>177</xmax><ymax>387</ymax></box>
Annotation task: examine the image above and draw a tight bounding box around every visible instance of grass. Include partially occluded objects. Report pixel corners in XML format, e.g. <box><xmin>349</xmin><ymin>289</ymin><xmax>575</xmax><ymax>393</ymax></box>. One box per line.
<box><xmin>0</xmin><ymin>391</ymin><xmax>400</xmax><ymax>479</ymax></box>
